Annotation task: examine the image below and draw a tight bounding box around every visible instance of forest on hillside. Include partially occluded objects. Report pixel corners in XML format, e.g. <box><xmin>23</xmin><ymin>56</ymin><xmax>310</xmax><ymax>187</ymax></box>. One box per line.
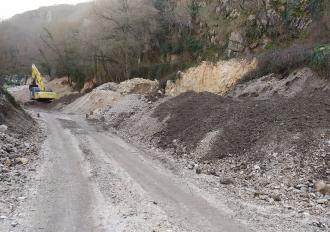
<box><xmin>0</xmin><ymin>0</ymin><xmax>329</xmax><ymax>88</ymax></box>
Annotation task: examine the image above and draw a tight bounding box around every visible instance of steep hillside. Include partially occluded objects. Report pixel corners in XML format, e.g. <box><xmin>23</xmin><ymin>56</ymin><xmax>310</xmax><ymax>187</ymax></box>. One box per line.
<box><xmin>1</xmin><ymin>0</ymin><xmax>328</xmax><ymax>88</ymax></box>
<box><xmin>0</xmin><ymin>3</ymin><xmax>91</xmax><ymax>75</ymax></box>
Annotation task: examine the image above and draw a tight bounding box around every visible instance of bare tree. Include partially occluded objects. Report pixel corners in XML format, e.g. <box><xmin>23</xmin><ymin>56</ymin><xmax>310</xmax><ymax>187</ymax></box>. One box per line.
<box><xmin>93</xmin><ymin>0</ymin><xmax>159</xmax><ymax>80</ymax></box>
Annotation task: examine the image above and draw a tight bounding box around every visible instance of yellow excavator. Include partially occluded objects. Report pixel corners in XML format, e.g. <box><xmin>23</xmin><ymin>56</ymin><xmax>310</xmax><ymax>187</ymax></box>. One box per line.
<box><xmin>29</xmin><ymin>64</ymin><xmax>57</xmax><ymax>101</ymax></box>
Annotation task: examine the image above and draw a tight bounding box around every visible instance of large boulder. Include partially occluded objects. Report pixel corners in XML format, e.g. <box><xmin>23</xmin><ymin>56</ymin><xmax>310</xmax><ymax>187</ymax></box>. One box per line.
<box><xmin>227</xmin><ymin>31</ymin><xmax>245</xmax><ymax>57</ymax></box>
<box><xmin>0</xmin><ymin>125</ymin><xmax>8</xmax><ymax>133</ymax></box>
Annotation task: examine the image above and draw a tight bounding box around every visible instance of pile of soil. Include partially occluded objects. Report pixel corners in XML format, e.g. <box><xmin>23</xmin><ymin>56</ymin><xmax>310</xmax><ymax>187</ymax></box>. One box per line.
<box><xmin>64</xmin><ymin>78</ymin><xmax>159</xmax><ymax>114</ymax></box>
<box><xmin>96</xmin><ymin>68</ymin><xmax>329</xmax><ymax>228</ymax></box>
<box><xmin>0</xmin><ymin>88</ymin><xmax>36</xmax><ymax>136</ymax></box>
<box><xmin>227</xmin><ymin>67</ymin><xmax>329</xmax><ymax>99</ymax></box>
<box><xmin>152</xmin><ymin>88</ymin><xmax>330</xmax><ymax>179</ymax></box>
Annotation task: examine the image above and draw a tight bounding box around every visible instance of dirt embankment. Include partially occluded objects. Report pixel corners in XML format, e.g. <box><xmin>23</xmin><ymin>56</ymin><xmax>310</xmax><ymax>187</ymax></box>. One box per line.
<box><xmin>0</xmin><ymin>88</ymin><xmax>40</xmax><ymax>223</ymax></box>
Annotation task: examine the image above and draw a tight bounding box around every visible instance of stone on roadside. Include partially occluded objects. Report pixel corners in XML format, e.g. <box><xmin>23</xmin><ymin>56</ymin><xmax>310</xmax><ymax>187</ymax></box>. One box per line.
<box><xmin>4</xmin><ymin>158</ymin><xmax>11</xmax><ymax>167</ymax></box>
<box><xmin>0</xmin><ymin>125</ymin><xmax>8</xmax><ymax>133</ymax></box>
<box><xmin>15</xmin><ymin>157</ymin><xmax>29</xmax><ymax>165</ymax></box>
<box><xmin>272</xmin><ymin>194</ymin><xmax>281</xmax><ymax>202</ymax></box>
<box><xmin>11</xmin><ymin>221</ymin><xmax>18</xmax><ymax>227</ymax></box>
<box><xmin>187</xmin><ymin>163</ymin><xmax>194</xmax><ymax>170</ymax></box>
<box><xmin>220</xmin><ymin>177</ymin><xmax>234</xmax><ymax>185</ymax></box>
<box><xmin>315</xmin><ymin>180</ymin><xmax>330</xmax><ymax>195</ymax></box>
<box><xmin>316</xmin><ymin>198</ymin><xmax>328</xmax><ymax>204</ymax></box>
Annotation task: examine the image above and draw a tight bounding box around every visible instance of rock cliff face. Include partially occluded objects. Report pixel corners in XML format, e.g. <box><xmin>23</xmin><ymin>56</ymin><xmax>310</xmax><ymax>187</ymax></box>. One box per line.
<box><xmin>180</xmin><ymin>0</ymin><xmax>324</xmax><ymax>57</ymax></box>
<box><xmin>165</xmin><ymin>58</ymin><xmax>257</xmax><ymax>96</ymax></box>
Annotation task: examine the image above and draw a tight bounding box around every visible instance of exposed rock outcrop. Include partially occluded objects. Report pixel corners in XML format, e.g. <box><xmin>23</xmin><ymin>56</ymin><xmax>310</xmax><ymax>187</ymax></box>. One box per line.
<box><xmin>165</xmin><ymin>58</ymin><xmax>257</xmax><ymax>96</ymax></box>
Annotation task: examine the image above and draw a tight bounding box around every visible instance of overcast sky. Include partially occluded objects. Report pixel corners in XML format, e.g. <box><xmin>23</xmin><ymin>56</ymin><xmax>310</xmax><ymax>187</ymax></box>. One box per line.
<box><xmin>0</xmin><ymin>0</ymin><xmax>92</xmax><ymax>19</ymax></box>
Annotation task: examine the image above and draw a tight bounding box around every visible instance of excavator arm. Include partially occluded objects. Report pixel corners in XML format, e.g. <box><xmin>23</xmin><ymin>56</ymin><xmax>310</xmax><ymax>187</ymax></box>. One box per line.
<box><xmin>31</xmin><ymin>64</ymin><xmax>45</xmax><ymax>91</ymax></box>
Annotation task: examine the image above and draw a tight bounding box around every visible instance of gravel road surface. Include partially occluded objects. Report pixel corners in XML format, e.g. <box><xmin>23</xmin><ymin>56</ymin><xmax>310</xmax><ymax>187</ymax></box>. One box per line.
<box><xmin>7</xmin><ymin>111</ymin><xmax>249</xmax><ymax>232</ymax></box>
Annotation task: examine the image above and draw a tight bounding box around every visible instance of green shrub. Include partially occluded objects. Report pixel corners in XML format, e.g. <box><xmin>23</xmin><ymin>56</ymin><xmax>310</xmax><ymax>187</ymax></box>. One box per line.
<box><xmin>310</xmin><ymin>44</ymin><xmax>330</xmax><ymax>76</ymax></box>
<box><xmin>188</xmin><ymin>0</ymin><xmax>200</xmax><ymax>18</ymax></box>
<box><xmin>311</xmin><ymin>44</ymin><xmax>330</xmax><ymax>66</ymax></box>
<box><xmin>184</xmin><ymin>35</ymin><xmax>203</xmax><ymax>53</ymax></box>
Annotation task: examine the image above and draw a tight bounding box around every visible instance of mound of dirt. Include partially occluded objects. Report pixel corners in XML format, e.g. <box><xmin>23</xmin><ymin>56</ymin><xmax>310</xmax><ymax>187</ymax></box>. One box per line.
<box><xmin>64</xmin><ymin>78</ymin><xmax>159</xmax><ymax>114</ymax></box>
<box><xmin>118</xmin><ymin>78</ymin><xmax>159</xmax><ymax>95</ymax></box>
<box><xmin>99</xmin><ymin>94</ymin><xmax>150</xmax><ymax>127</ymax></box>
<box><xmin>227</xmin><ymin>68</ymin><xmax>330</xmax><ymax>99</ymax></box>
<box><xmin>0</xmin><ymin>88</ymin><xmax>35</xmax><ymax>135</ymax></box>
<box><xmin>154</xmin><ymin>89</ymin><xmax>329</xmax><ymax>162</ymax></box>
<box><xmin>46</xmin><ymin>76</ymin><xmax>75</xmax><ymax>98</ymax></box>
<box><xmin>97</xmin><ymin>68</ymin><xmax>330</xmax><ymax>222</ymax></box>
<box><xmin>63</xmin><ymin>89</ymin><xmax>121</xmax><ymax>114</ymax></box>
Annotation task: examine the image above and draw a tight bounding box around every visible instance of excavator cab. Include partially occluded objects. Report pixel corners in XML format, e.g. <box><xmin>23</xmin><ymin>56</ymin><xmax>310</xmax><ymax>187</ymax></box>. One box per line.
<box><xmin>29</xmin><ymin>64</ymin><xmax>57</xmax><ymax>101</ymax></box>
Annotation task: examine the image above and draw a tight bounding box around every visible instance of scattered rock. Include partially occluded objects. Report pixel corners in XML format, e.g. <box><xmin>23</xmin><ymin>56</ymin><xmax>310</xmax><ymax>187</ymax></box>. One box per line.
<box><xmin>11</xmin><ymin>221</ymin><xmax>18</xmax><ymax>227</ymax></box>
<box><xmin>196</xmin><ymin>167</ymin><xmax>202</xmax><ymax>174</ymax></box>
<box><xmin>4</xmin><ymin>158</ymin><xmax>11</xmax><ymax>167</ymax></box>
<box><xmin>187</xmin><ymin>163</ymin><xmax>194</xmax><ymax>170</ymax></box>
<box><xmin>0</xmin><ymin>124</ymin><xmax>8</xmax><ymax>133</ymax></box>
<box><xmin>15</xmin><ymin>157</ymin><xmax>29</xmax><ymax>165</ymax></box>
<box><xmin>271</xmin><ymin>194</ymin><xmax>281</xmax><ymax>202</ymax></box>
<box><xmin>315</xmin><ymin>180</ymin><xmax>330</xmax><ymax>195</ymax></box>
<box><xmin>220</xmin><ymin>177</ymin><xmax>234</xmax><ymax>185</ymax></box>
<box><xmin>316</xmin><ymin>198</ymin><xmax>328</xmax><ymax>204</ymax></box>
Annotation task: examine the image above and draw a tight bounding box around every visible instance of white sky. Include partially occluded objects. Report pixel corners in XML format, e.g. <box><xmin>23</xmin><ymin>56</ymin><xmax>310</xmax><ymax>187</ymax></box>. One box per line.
<box><xmin>0</xmin><ymin>0</ymin><xmax>92</xmax><ymax>19</ymax></box>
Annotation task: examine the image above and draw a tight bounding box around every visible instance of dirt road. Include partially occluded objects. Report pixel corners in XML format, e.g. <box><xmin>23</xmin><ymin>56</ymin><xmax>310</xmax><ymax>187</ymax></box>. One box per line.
<box><xmin>7</xmin><ymin>111</ymin><xmax>249</xmax><ymax>232</ymax></box>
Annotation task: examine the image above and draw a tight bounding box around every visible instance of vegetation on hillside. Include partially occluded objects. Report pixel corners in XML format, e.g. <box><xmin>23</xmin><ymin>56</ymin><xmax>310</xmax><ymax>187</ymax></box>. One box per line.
<box><xmin>0</xmin><ymin>0</ymin><xmax>329</xmax><ymax>87</ymax></box>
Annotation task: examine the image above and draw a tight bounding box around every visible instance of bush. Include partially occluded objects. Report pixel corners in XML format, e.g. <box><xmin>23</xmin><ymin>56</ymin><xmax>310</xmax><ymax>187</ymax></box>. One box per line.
<box><xmin>184</xmin><ymin>35</ymin><xmax>203</xmax><ymax>53</ymax></box>
<box><xmin>311</xmin><ymin>44</ymin><xmax>330</xmax><ymax>76</ymax></box>
<box><xmin>240</xmin><ymin>43</ymin><xmax>315</xmax><ymax>83</ymax></box>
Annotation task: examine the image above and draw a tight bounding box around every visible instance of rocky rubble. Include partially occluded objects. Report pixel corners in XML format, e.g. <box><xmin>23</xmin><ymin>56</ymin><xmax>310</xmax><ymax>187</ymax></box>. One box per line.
<box><xmin>0</xmin><ymin>87</ymin><xmax>40</xmax><ymax>227</ymax></box>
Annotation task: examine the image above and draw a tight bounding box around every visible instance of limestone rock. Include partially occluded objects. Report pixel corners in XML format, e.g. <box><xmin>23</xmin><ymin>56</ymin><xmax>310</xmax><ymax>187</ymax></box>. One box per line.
<box><xmin>227</xmin><ymin>31</ymin><xmax>245</xmax><ymax>57</ymax></box>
